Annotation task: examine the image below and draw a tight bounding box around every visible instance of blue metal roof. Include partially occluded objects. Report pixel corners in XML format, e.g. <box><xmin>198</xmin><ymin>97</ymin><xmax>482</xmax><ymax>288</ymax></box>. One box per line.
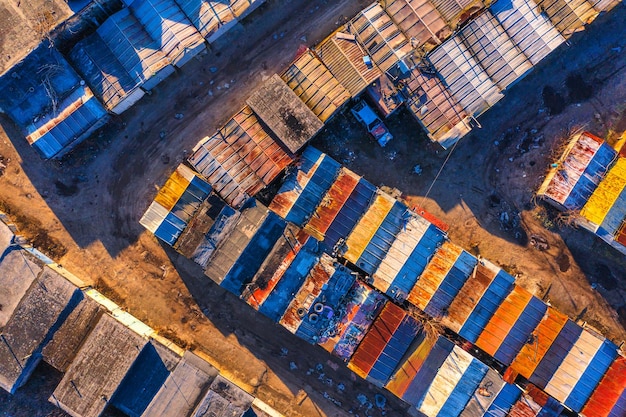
<box><xmin>424</xmin><ymin>250</ymin><xmax>477</xmax><ymax>318</ymax></box>
<box><xmin>322</xmin><ymin>178</ymin><xmax>377</xmax><ymax>252</ymax></box>
<box><xmin>537</xmin><ymin>397</ymin><xmax>564</xmax><ymax>417</ymax></box>
<box><xmin>155</xmin><ymin>212</ymin><xmax>189</xmax><ymax>245</ymax></box>
<box><xmin>401</xmin><ymin>337</ymin><xmax>455</xmax><ymax>406</ymax></box>
<box><xmin>439</xmin><ymin>358</ymin><xmax>488</xmax><ymax>417</ymax></box>
<box><xmin>294</xmin><ymin>264</ymin><xmax>356</xmax><ymax>344</ymax></box>
<box><xmin>609</xmin><ymin>390</ymin><xmax>626</xmax><ymax>417</ymax></box>
<box><xmin>563</xmin><ymin>143</ymin><xmax>617</xmax><ymax>210</ymax></box>
<box><xmin>258</xmin><ymin>239</ymin><xmax>320</xmax><ymax>322</ymax></box>
<box><xmin>284</xmin><ymin>154</ymin><xmax>341</xmax><ymax>226</ymax></box>
<box><xmin>529</xmin><ymin>319</ymin><xmax>582</xmax><ymax>388</ymax></box>
<box><xmin>390</xmin><ymin>224</ymin><xmax>447</xmax><ymax>300</ymax></box>
<box><xmin>565</xmin><ymin>338</ymin><xmax>618</xmax><ymax>412</ymax></box>
<box><xmin>355</xmin><ymin>201</ymin><xmax>408</xmax><ymax>275</ymax></box>
<box><xmin>366</xmin><ymin>315</ymin><xmax>421</xmax><ymax>387</ymax></box>
<box><xmin>458</xmin><ymin>269</ymin><xmax>515</xmax><ymax>343</ymax></box>
<box><xmin>494</xmin><ymin>295</ymin><xmax>547</xmax><ymax>365</ymax></box>
<box><xmin>220</xmin><ymin>212</ymin><xmax>287</xmax><ymax>296</ymax></box>
<box><xmin>0</xmin><ymin>41</ymin><xmax>82</xmax><ymax>127</ymax></box>
<box><xmin>484</xmin><ymin>383</ymin><xmax>521</xmax><ymax>417</ymax></box>
<box><xmin>600</xmin><ymin>186</ymin><xmax>626</xmax><ymax>236</ymax></box>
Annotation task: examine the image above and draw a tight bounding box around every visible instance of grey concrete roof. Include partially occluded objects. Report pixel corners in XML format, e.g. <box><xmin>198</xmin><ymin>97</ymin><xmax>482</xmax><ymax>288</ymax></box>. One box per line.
<box><xmin>0</xmin><ymin>249</ymin><xmax>42</xmax><ymax>327</ymax></box>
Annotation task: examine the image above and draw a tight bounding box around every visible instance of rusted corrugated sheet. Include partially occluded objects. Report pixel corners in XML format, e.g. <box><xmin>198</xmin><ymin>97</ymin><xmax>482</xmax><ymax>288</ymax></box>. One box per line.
<box><xmin>533</xmin><ymin>0</ymin><xmax>598</xmax><ymax>36</ymax></box>
<box><xmin>441</xmin><ymin>259</ymin><xmax>498</xmax><ymax>333</ymax></box>
<box><xmin>459</xmin><ymin>11</ymin><xmax>533</xmax><ymax>90</ymax></box>
<box><xmin>510</xmin><ymin>306</ymin><xmax>568</xmax><ymax>379</ymax></box>
<box><xmin>344</xmin><ymin>193</ymin><xmax>396</xmax><ymax>264</ymax></box>
<box><xmin>430</xmin><ymin>0</ymin><xmax>485</xmax><ymax>28</ymax></box>
<box><xmin>404</xmin><ymin>63</ymin><xmax>471</xmax><ymax>149</ymax></box>
<box><xmin>407</xmin><ymin>241</ymin><xmax>462</xmax><ymax>311</ymax></box>
<box><xmin>348</xmin><ymin>303</ymin><xmax>406</xmax><ymax>379</ymax></box>
<box><xmin>153</xmin><ymin>166</ymin><xmax>193</xmax><ymax>211</ymax></box>
<box><xmin>459</xmin><ymin>368</ymin><xmax>505</xmax><ymax>417</ymax></box>
<box><xmin>581</xmin><ymin>158</ymin><xmax>626</xmax><ymax>229</ymax></box>
<box><xmin>537</xmin><ymin>131</ymin><xmax>616</xmax><ymax>210</ymax></box>
<box><xmin>544</xmin><ymin>329</ymin><xmax>616</xmax><ymax>411</ymax></box>
<box><xmin>281</xmin><ymin>50</ymin><xmax>351</xmax><ymax>122</ymax></box>
<box><xmin>316</xmin><ymin>34</ymin><xmax>382</xmax><ymax>97</ymax></box>
<box><xmin>508</xmin><ymin>397</ymin><xmax>541</xmax><ymax>417</ymax></box>
<box><xmin>382</xmin><ymin>0</ymin><xmax>451</xmax><ymax>50</ymax></box>
<box><xmin>279</xmin><ymin>255</ymin><xmax>334</xmax><ymax>334</ymax></box>
<box><xmin>385</xmin><ymin>333</ymin><xmax>434</xmax><ymax>398</ymax></box>
<box><xmin>303</xmin><ymin>167</ymin><xmax>360</xmax><ymax>241</ymax></box>
<box><xmin>582</xmin><ymin>356</ymin><xmax>626</xmax><ymax>417</ymax></box>
<box><xmin>349</xmin><ymin>4</ymin><xmax>412</xmax><ymax>72</ymax></box>
<box><xmin>475</xmin><ymin>287</ymin><xmax>547</xmax><ymax>364</ymax></box>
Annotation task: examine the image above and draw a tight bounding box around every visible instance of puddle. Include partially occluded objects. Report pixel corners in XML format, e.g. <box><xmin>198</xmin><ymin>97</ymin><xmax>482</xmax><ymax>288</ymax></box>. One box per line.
<box><xmin>556</xmin><ymin>253</ymin><xmax>570</xmax><ymax>272</ymax></box>
<box><xmin>594</xmin><ymin>263</ymin><xmax>618</xmax><ymax>290</ymax></box>
<box><xmin>566</xmin><ymin>73</ymin><xmax>593</xmax><ymax>102</ymax></box>
<box><xmin>542</xmin><ymin>86</ymin><xmax>566</xmax><ymax>116</ymax></box>
<box><xmin>54</xmin><ymin>180</ymin><xmax>79</xmax><ymax>196</ymax></box>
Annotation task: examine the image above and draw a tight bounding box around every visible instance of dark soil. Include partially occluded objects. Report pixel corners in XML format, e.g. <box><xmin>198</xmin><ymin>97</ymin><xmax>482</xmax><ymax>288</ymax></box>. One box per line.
<box><xmin>542</xmin><ymin>86</ymin><xmax>567</xmax><ymax>115</ymax></box>
<box><xmin>566</xmin><ymin>73</ymin><xmax>594</xmax><ymax>102</ymax></box>
<box><xmin>594</xmin><ymin>263</ymin><xmax>618</xmax><ymax>290</ymax></box>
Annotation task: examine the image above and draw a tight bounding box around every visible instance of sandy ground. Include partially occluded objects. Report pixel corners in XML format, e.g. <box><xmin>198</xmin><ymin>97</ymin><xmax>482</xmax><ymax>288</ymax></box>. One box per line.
<box><xmin>1</xmin><ymin>1</ymin><xmax>626</xmax><ymax>416</ymax></box>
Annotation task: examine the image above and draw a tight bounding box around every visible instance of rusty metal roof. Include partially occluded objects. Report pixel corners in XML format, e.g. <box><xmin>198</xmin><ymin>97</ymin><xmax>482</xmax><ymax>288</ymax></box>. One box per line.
<box><xmin>581</xmin><ymin>355</ymin><xmax>626</xmax><ymax>417</ymax></box>
<box><xmin>281</xmin><ymin>49</ymin><xmax>351</xmax><ymax>122</ymax></box>
<box><xmin>430</xmin><ymin>0</ymin><xmax>485</xmax><ymax>28</ymax></box>
<box><xmin>381</xmin><ymin>0</ymin><xmax>451</xmax><ymax>50</ymax></box>
<box><xmin>316</xmin><ymin>33</ymin><xmax>382</xmax><ymax>97</ymax></box>
<box><xmin>533</xmin><ymin>0</ymin><xmax>598</xmax><ymax>36</ymax></box>
<box><xmin>348</xmin><ymin>3</ymin><xmax>413</xmax><ymax>72</ymax></box>
<box><xmin>246</xmin><ymin>74</ymin><xmax>324</xmax><ymax>153</ymax></box>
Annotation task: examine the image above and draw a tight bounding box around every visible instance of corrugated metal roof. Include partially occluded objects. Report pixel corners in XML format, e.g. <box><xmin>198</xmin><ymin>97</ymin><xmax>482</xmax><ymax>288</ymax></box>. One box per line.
<box><xmin>303</xmin><ymin>167</ymin><xmax>361</xmax><ymax>241</ymax></box>
<box><xmin>372</xmin><ymin>215</ymin><xmax>434</xmax><ymax>296</ymax></box>
<box><xmin>533</xmin><ymin>0</ymin><xmax>598</xmax><ymax>36</ymax></box>
<box><xmin>316</xmin><ymin>34</ymin><xmax>382</xmax><ymax>97</ymax></box>
<box><xmin>459</xmin><ymin>368</ymin><xmax>505</xmax><ymax>417</ymax></box>
<box><xmin>427</xmin><ymin>34</ymin><xmax>503</xmax><ymax>117</ymax></box>
<box><xmin>353</xmin><ymin>200</ymin><xmax>408</xmax><ymax>275</ymax></box>
<box><xmin>281</xmin><ymin>50</ymin><xmax>351</xmax><ymax>122</ymax></box>
<box><xmin>319</xmin><ymin>282</ymin><xmax>387</xmax><ymax>362</ymax></box>
<box><xmin>538</xmin><ymin>132</ymin><xmax>616</xmax><ymax>210</ymax></box>
<box><xmin>191</xmin><ymin>375</ymin><xmax>253</xmax><ymax>417</ymax></box>
<box><xmin>529</xmin><ymin>319</ymin><xmax>582</xmax><ymax>388</ymax></box>
<box><xmin>430</xmin><ymin>0</ymin><xmax>485</xmax><ymax>28</ymax></box>
<box><xmin>294</xmin><ymin>261</ymin><xmax>356</xmax><ymax>344</ymax></box>
<box><xmin>483</xmin><ymin>382</ymin><xmax>522</xmax><ymax>417</ymax></box>
<box><xmin>344</xmin><ymin>192</ymin><xmax>396</xmax><ymax>266</ymax></box>
<box><xmin>348</xmin><ymin>303</ymin><xmax>421</xmax><ymax>387</ymax></box>
<box><xmin>509</xmin><ymin>306</ymin><xmax>568</xmax><ymax>379</ymax></box>
<box><xmin>581</xmin><ymin>356</ymin><xmax>626</xmax><ymax>417</ymax></box>
<box><xmin>69</xmin><ymin>33</ymin><xmax>145</xmax><ymax>114</ymax></box>
<box><xmin>418</xmin><ymin>346</ymin><xmax>488</xmax><ymax>417</ymax></box>
<box><xmin>381</xmin><ymin>0</ymin><xmax>451</xmax><ymax>50</ymax></box>
<box><xmin>581</xmin><ymin>158</ymin><xmax>626</xmax><ymax>230</ymax></box>
<box><xmin>129</xmin><ymin>0</ymin><xmax>207</xmax><ymax>67</ymax></box>
<box><xmin>280</xmin><ymin>255</ymin><xmax>334</xmax><ymax>334</ymax></box>
<box><xmin>24</xmin><ymin>85</ymin><xmax>109</xmax><ymax>159</ymax></box>
<box><xmin>479</xmin><ymin>290</ymin><xmax>547</xmax><ymax>365</ymax></box>
<box><xmin>140</xmin><ymin>164</ymin><xmax>212</xmax><ymax>245</ymax></box>
<box><xmin>348</xmin><ymin>3</ymin><xmax>412</xmax><ymax>72</ymax></box>
<box><xmin>458</xmin><ymin>267</ymin><xmax>516</xmax><ymax>343</ymax></box>
<box><xmin>97</xmin><ymin>8</ymin><xmax>174</xmax><ymax>90</ymax></box>
<box><xmin>173</xmin><ymin>0</ymin><xmax>259</xmax><ymax>41</ymax></box>
<box><xmin>544</xmin><ymin>329</ymin><xmax>617</xmax><ymax>411</ymax></box>
<box><xmin>490</xmin><ymin>0</ymin><xmax>565</xmax><ymax>66</ymax></box>
<box><xmin>459</xmin><ymin>11</ymin><xmax>533</xmax><ymax>90</ymax></box>
<box><xmin>403</xmin><ymin>61</ymin><xmax>471</xmax><ymax>148</ymax></box>
<box><xmin>269</xmin><ymin>147</ymin><xmax>341</xmax><ymax>226</ymax></box>
<box><xmin>589</xmin><ymin>0</ymin><xmax>620</xmax><ymax>10</ymax></box>
<box><xmin>246</xmin><ymin>75</ymin><xmax>324</xmax><ymax>153</ymax></box>
<box><xmin>322</xmin><ymin>177</ymin><xmax>378</xmax><ymax>253</ymax></box>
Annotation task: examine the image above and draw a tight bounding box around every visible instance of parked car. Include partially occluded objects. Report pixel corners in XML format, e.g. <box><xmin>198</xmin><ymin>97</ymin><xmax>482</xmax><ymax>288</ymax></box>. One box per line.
<box><xmin>350</xmin><ymin>100</ymin><xmax>393</xmax><ymax>147</ymax></box>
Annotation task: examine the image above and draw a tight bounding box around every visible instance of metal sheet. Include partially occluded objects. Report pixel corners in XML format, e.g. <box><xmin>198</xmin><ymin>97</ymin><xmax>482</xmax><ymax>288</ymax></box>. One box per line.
<box><xmin>427</xmin><ymin>34</ymin><xmax>503</xmax><ymax>117</ymax></box>
<box><xmin>458</xmin><ymin>268</ymin><xmax>515</xmax><ymax>343</ymax></box>
<box><xmin>484</xmin><ymin>383</ymin><xmax>522</xmax><ymax>417</ymax></box>
<box><xmin>510</xmin><ymin>306</ymin><xmax>568</xmax><ymax>379</ymax></box>
<box><xmin>281</xmin><ymin>49</ymin><xmax>351</xmax><ymax>122</ymax></box>
<box><xmin>430</xmin><ymin>0</ymin><xmax>485</xmax><ymax>27</ymax></box>
<box><xmin>303</xmin><ymin>168</ymin><xmax>360</xmax><ymax>241</ymax></box>
<box><xmin>316</xmin><ymin>34</ymin><xmax>382</xmax><ymax>97</ymax></box>
<box><xmin>581</xmin><ymin>158</ymin><xmax>626</xmax><ymax>230</ymax></box>
<box><xmin>344</xmin><ymin>193</ymin><xmax>396</xmax><ymax>265</ymax></box>
<box><xmin>459</xmin><ymin>11</ymin><xmax>533</xmax><ymax>90</ymax></box>
<box><xmin>354</xmin><ymin>201</ymin><xmax>408</xmax><ymax>275</ymax></box>
<box><xmin>533</xmin><ymin>0</ymin><xmax>598</xmax><ymax>36</ymax></box>
<box><xmin>349</xmin><ymin>4</ymin><xmax>412</xmax><ymax>72</ymax></box>
<box><xmin>490</xmin><ymin>0</ymin><xmax>565</xmax><ymax>65</ymax></box>
<box><xmin>382</xmin><ymin>0</ymin><xmax>451</xmax><ymax>49</ymax></box>
<box><xmin>544</xmin><ymin>328</ymin><xmax>607</xmax><ymax>409</ymax></box>
<box><xmin>582</xmin><ymin>356</ymin><xmax>626</xmax><ymax>417</ymax></box>
<box><xmin>418</xmin><ymin>346</ymin><xmax>487</xmax><ymax>417</ymax></box>
<box><xmin>323</xmin><ymin>177</ymin><xmax>377</xmax><ymax>253</ymax></box>
<box><xmin>460</xmin><ymin>368</ymin><xmax>505</xmax><ymax>417</ymax></box>
<box><xmin>269</xmin><ymin>147</ymin><xmax>340</xmax><ymax>225</ymax></box>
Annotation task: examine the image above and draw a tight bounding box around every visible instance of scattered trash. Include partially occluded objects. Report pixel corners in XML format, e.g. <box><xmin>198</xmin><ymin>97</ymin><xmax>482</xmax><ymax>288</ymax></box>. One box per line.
<box><xmin>159</xmin><ymin>131</ymin><xmax>166</xmax><ymax>139</ymax></box>
<box><xmin>160</xmin><ymin>154</ymin><xmax>170</xmax><ymax>164</ymax></box>
<box><xmin>337</xmin><ymin>383</ymin><xmax>345</xmax><ymax>393</ymax></box>
<box><xmin>289</xmin><ymin>362</ymin><xmax>298</xmax><ymax>370</ymax></box>
<box><xmin>551</xmin><ymin>163</ymin><xmax>559</xmax><ymax>168</ymax></box>
<box><xmin>209</xmin><ymin>66</ymin><xmax>218</xmax><ymax>73</ymax></box>
<box><xmin>307</xmin><ymin>368</ymin><xmax>314</xmax><ymax>376</ymax></box>
<box><xmin>530</xmin><ymin>234</ymin><xmax>549</xmax><ymax>251</ymax></box>
<box><xmin>174</xmin><ymin>113</ymin><xmax>184</xmax><ymax>120</ymax></box>
<box><xmin>493</xmin><ymin>140</ymin><xmax>499</xmax><ymax>146</ymax></box>
<box><xmin>356</xmin><ymin>394</ymin><xmax>368</xmax><ymax>406</ymax></box>
<box><xmin>208</xmin><ymin>90</ymin><xmax>213</xmax><ymax>97</ymax></box>
<box><xmin>279</xmin><ymin>347</ymin><xmax>289</xmax><ymax>357</ymax></box>
<box><xmin>387</xmin><ymin>150</ymin><xmax>397</xmax><ymax>160</ymax></box>
<box><xmin>224</xmin><ymin>83</ymin><xmax>230</xmax><ymax>89</ymax></box>
<box><xmin>300</xmin><ymin>35</ymin><xmax>307</xmax><ymax>42</ymax></box>
<box><xmin>326</xmin><ymin>360</ymin><xmax>339</xmax><ymax>371</ymax></box>
<box><xmin>508</xmin><ymin>157</ymin><xmax>514</xmax><ymax>162</ymax></box>
<box><xmin>323</xmin><ymin>392</ymin><xmax>342</xmax><ymax>407</ymax></box>
<box><xmin>413</xmin><ymin>164</ymin><xmax>423</xmax><ymax>175</ymax></box>
<box><xmin>375</xmin><ymin>394</ymin><xmax>386</xmax><ymax>409</ymax></box>
<box><xmin>612</xmin><ymin>46</ymin><xmax>622</xmax><ymax>53</ymax></box>
<box><xmin>315</xmin><ymin>363</ymin><xmax>324</xmax><ymax>372</ymax></box>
